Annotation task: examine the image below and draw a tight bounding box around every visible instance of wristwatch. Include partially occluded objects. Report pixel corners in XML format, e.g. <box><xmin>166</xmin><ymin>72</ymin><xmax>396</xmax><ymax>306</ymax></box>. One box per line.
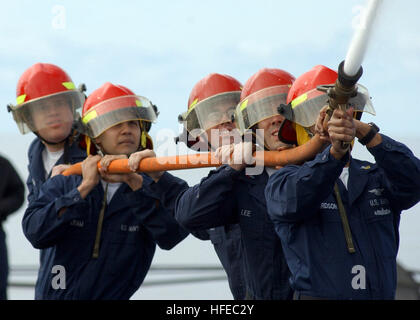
<box><xmin>358</xmin><ymin>122</ymin><xmax>380</xmax><ymax>145</ymax></box>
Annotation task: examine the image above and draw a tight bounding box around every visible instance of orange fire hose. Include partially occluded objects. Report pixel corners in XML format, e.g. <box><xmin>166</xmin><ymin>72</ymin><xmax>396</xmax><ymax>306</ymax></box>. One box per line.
<box><xmin>62</xmin><ymin>135</ymin><xmax>325</xmax><ymax>176</ymax></box>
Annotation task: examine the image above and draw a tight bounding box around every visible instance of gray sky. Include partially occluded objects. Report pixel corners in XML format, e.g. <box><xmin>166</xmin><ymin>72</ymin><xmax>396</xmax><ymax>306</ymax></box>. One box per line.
<box><xmin>1</xmin><ymin>0</ymin><xmax>419</xmax><ymax>140</ymax></box>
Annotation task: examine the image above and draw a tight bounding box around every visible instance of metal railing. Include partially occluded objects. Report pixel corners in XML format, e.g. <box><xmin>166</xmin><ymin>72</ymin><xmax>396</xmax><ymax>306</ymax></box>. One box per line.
<box><xmin>8</xmin><ymin>264</ymin><xmax>228</xmax><ymax>288</ymax></box>
<box><xmin>8</xmin><ymin>265</ymin><xmax>420</xmax><ymax>297</ymax></box>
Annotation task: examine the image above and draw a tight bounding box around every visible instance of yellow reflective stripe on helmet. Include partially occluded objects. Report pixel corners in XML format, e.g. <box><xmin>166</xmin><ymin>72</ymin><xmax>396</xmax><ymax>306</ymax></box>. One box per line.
<box><xmin>186</xmin><ymin>98</ymin><xmax>199</xmax><ymax>116</ymax></box>
<box><xmin>62</xmin><ymin>82</ymin><xmax>76</xmax><ymax>90</ymax></box>
<box><xmin>135</xmin><ymin>99</ymin><xmax>142</xmax><ymax>107</ymax></box>
<box><xmin>16</xmin><ymin>94</ymin><xmax>27</xmax><ymax>105</ymax></box>
<box><xmin>291</xmin><ymin>93</ymin><xmax>308</xmax><ymax>109</ymax></box>
<box><xmin>82</xmin><ymin>110</ymin><xmax>98</xmax><ymax>124</ymax></box>
<box><xmin>185</xmin><ymin>98</ymin><xmax>199</xmax><ymax>117</ymax></box>
<box><xmin>189</xmin><ymin>98</ymin><xmax>198</xmax><ymax>110</ymax></box>
<box><xmin>239</xmin><ymin>99</ymin><xmax>248</xmax><ymax>111</ymax></box>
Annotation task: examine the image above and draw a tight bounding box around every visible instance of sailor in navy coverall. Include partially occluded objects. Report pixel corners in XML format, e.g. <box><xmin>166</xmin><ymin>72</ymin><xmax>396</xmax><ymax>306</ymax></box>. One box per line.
<box><xmin>8</xmin><ymin>63</ymin><xmax>88</xmax><ymax>300</ymax></box>
<box><xmin>176</xmin><ymin>164</ymin><xmax>292</xmax><ymax>299</ymax></box>
<box><xmin>265</xmin><ymin>108</ymin><xmax>420</xmax><ymax>299</ymax></box>
<box><xmin>23</xmin><ymin>169</ymin><xmax>188</xmax><ymax>299</ymax></box>
<box><xmin>176</xmin><ymin>68</ymin><xmax>298</xmax><ymax>300</ymax></box>
<box><xmin>27</xmin><ymin>137</ymin><xmax>86</xmax><ymax>299</ymax></box>
<box><xmin>23</xmin><ymin>82</ymin><xmax>189</xmax><ymax>299</ymax></box>
<box><xmin>176</xmin><ymin>73</ymin><xmax>246</xmax><ymax>299</ymax></box>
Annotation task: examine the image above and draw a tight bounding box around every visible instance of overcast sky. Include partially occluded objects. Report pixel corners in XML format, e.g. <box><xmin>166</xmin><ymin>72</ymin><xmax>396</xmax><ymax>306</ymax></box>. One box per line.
<box><xmin>1</xmin><ymin>0</ymin><xmax>419</xmax><ymax>141</ymax></box>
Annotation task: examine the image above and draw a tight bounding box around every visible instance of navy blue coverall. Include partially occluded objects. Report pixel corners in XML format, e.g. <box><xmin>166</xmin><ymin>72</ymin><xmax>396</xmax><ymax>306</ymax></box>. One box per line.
<box><xmin>23</xmin><ymin>170</ymin><xmax>189</xmax><ymax>299</ymax></box>
<box><xmin>26</xmin><ymin>137</ymin><xmax>86</xmax><ymax>299</ymax></box>
<box><xmin>265</xmin><ymin>135</ymin><xmax>420</xmax><ymax>299</ymax></box>
<box><xmin>175</xmin><ymin>165</ymin><xmax>293</xmax><ymax>300</ymax></box>
<box><xmin>193</xmin><ymin>224</ymin><xmax>246</xmax><ymax>299</ymax></box>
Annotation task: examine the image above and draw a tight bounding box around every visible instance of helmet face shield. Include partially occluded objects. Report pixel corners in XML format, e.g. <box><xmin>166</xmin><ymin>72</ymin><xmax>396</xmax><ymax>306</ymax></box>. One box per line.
<box><xmin>235</xmin><ymin>85</ymin><xmax>289</xmax><ymax>135</ymax></box>
<box><xmin>9</xmin><ymin>90</ymin><xmax>84</xmax><ymax>135</ymax></box>
<box><xmin>288</xmin><ymin>84</ymin><xmax>376</xmax><ymax>128</ymax></box>
<box><xmin>82</xmin><ymin>95</ymin><xmax>157</xmax><ymax>138</ymax></box>
<box><xmin>180</xmin><ymin>91</ymin><xmax>240</xmax><ymax>139</ymax></box>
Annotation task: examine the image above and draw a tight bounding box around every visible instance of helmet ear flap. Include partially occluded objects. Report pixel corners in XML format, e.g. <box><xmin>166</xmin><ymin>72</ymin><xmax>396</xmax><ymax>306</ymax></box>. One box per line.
<box><xmin>278</xmin><ymin>120</ymin><xmax>297</xmax><ymax>145</ymax></box>
<box><xmin>295</xmin><ymin>124</ymin><xmax>312</xmax><ymax>146</ymax></box>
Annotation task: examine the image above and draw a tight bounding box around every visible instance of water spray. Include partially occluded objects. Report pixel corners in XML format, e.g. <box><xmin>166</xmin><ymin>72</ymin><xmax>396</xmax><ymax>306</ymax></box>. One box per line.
<box><xmin>319</xmin><ymin>0</ymin><xmax>383</xmax><ymax>149</ymax></box>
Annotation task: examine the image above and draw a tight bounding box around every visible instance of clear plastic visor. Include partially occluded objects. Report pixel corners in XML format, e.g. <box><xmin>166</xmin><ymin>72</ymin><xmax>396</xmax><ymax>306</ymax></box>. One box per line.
<box><xmin>180</xmin><ymin>91</ymin><xmax>240</xmax><ymax>139</ymax></box>
<box><xmin>82</xmin><ymin>95</ymin><xmax>157</xmax><ymax>138</ymax></box>
<box><xmin>290</xmin><ymin>84</ymin><xmax>376</xmax><ymax>128</ymax></box>
<box><xmin>9</xmin><ymin>90</ymin><xmax>84</xmax><ymax>135</ymax></box>
<box><xmin>235</xmin><ymin>85</ymin><xmax>289</xmax><ymax>135</ymax></box>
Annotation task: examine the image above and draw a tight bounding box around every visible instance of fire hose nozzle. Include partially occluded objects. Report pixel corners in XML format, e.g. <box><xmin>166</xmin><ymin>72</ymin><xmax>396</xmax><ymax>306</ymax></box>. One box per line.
<box><xmin>338</xmin><ymin>60</ymin><xmax>363</xmax><ymax>89</ymax></box>
<box><xmin>318</xmin><ymin>61</ymin><xmax>364</xmax><ymax>150</ymax></box>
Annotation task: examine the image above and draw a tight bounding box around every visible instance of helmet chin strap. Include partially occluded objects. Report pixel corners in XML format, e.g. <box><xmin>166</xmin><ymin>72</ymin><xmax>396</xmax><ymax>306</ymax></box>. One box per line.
<box><xmin>35</xmin><ymin>132</ymin><xmax>70</xmax><ymax>146</ymax></box>
<box><xmin>200</xmin><ymin>135</ymin><xmax>215</xmax><ymax>152</ymax></box>
<box><xmin>248</xmin><ymin>127</ymin><xmax>269</xmax><ymax>151</ymax></box>
<box><xmin>36</xmin><ymin>132</ymin><xmax>73</xmax><ymax>164</ymax></box>
<box><xmin>88</xmin><ymin>137</ymin><xmax>105</xmax><ymax>157</ymax></box>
